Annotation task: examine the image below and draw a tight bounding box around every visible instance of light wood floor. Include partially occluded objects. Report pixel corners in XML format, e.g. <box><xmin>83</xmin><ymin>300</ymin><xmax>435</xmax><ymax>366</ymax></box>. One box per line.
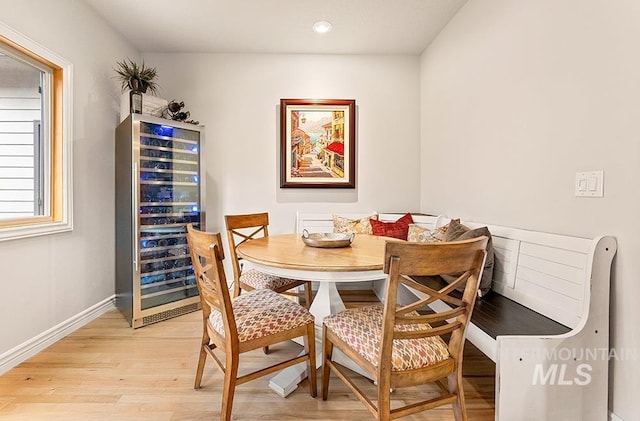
<box><xmin>0</xmin><ymin>291</ymin><xmax>495</xmax><ymax>420</ymax></box>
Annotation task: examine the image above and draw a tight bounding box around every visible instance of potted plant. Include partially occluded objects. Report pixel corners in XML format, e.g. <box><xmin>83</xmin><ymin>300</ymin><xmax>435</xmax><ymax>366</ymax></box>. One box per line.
<box><xmin>114</xmin><ymin>58</ymin><xmax>159</xmax><ymax>95</ymax></box>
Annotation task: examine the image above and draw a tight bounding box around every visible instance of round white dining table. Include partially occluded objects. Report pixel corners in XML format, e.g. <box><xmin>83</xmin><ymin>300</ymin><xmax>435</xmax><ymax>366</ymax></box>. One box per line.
<box><xmin>236</xmin><ymin>232</ymin><xmax>389</xmax><ymax>397</ymax></box>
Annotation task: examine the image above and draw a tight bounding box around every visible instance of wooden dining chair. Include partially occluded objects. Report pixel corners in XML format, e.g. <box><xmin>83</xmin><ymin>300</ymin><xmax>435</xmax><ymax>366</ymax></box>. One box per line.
<box><xmin>186</xmin><ymin>224</ymin><xmax>317</xmax><ymax>420</ymax></box>
<box><xmin>225</xmin><ymin>212</ymin><xmax>313</xmax><ymax>308</ymax></box>
<box><xmin>321</xmin><ymin>237</ymin><xmax>488</xmax><ymax>421</ymax></box>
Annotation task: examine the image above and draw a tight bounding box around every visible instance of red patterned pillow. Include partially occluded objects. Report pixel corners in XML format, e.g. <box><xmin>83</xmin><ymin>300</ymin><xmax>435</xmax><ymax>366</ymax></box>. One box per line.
<box><xmin>369</xmin><ymin>213</ymin><xmax>414</xmax><ymax>240</ymax></box>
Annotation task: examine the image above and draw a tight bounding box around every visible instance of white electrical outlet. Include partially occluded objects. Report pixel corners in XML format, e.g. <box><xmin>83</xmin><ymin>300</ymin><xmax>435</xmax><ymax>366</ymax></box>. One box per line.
<box><xmin>575</xmin><ymin>171</ymin><xmax>604</xmax><ymax>197</ymax></box>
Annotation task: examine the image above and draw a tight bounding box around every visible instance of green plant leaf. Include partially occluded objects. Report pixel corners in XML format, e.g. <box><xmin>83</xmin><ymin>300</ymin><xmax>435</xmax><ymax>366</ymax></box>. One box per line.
<box><xmin>113</xmin><ymin>58</ymin><xmax>160</xmax><ymax>95</ymax></box>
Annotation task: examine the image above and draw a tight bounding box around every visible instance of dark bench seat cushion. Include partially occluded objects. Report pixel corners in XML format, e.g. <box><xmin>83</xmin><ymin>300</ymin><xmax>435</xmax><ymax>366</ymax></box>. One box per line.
<box><xmin>413</xmin><ymin>276</ymin><xmax>571</xmax><ymax>339</ymax></box>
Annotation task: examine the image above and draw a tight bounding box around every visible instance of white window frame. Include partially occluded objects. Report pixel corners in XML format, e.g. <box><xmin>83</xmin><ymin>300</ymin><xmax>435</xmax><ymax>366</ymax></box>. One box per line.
<box><xmin>0</xmin><ymin>21</ymin><xmax>73</xmax><ymax>242</ymax></box>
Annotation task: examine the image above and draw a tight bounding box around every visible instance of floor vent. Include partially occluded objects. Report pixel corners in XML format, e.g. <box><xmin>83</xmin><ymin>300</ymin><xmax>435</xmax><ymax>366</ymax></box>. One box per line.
<box><xmin>138</xmin><ymin>302</ymin><xmax>200</xmax><ymax>328</ymax></box>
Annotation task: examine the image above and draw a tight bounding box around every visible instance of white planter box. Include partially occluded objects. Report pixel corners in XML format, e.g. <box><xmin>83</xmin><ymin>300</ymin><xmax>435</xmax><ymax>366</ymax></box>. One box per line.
<box><xmin>120</xmin><ymin>91</ymin><xmax>168</xmax><ymax>122</ymax></box>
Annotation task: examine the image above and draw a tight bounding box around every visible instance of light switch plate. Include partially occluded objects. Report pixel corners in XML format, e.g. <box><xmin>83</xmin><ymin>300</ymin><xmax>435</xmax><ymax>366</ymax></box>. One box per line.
<box><xmin>575</xmin><ymin>170</ymin><xmax>604</xmax><ymax>197</ymax></box>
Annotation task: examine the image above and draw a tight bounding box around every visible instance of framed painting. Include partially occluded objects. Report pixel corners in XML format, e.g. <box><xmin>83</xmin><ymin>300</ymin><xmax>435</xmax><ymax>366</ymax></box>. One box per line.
<box><xmin>280</xmin><ymin>98</ymin><xmax>356</xmax><ymax>188</ymax></box>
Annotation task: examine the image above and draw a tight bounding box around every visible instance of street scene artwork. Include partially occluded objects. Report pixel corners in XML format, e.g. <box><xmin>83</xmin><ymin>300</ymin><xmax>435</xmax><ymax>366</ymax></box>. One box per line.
<box><xmin>280</xmin><ymin>99</ymin><xmax>356</xmax><ymax>188</ymax></box>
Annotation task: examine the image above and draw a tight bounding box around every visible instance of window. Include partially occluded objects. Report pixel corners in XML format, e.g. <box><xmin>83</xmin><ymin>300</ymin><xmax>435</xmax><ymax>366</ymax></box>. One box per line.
<box><xmin>0</xmin><ymin>22</ymin><xmax>72</xmax><ymax>241</ymax></box>
<box><xmin>0</xmin><ymin>50</ymin><xmax>45</xmax><ymax>219</ymax></box>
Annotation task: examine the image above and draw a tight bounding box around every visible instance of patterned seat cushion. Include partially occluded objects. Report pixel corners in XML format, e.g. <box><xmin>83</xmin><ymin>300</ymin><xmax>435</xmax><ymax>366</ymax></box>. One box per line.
<box><xmin>240</xmin><ymin>269</ymin><xmax>301</xmax><ymax>290</ymax></box>
<box><xmin>209</xmin><ymin>288</ymin><xmax>314</xmax><ymax>342</ymax></box>
<box><xmin>323</xmin><ymin>304</ymin><xmax>450</xmax><ymax>371</ymax></box>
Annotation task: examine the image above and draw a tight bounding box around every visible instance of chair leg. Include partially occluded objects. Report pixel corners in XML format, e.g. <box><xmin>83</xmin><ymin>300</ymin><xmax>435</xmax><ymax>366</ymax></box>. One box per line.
<box><xmin>303</xmin><ymin>282</ymin><xmax>313</xmax><ymax>309</ymax></box>
<box><xmin>304</xmin><ymin>323</ymin><xmax>317</xmax><ymax>397</ymax></box>
<box><xmin>194</xmin><ymin>329</ymin><xmax>211</xmax><ymax>389</ymax></box>
<box><xmin>321</xmin><ymin>325</ymin><xmax>333</xmax><ymax>400</ymax></box>
<box><xmin>221</xmin><ymin>353</ymin><xmax>239</xmax><ymax>421</ymax></box>
<box><xmin>194</xmin><ymin>346</ymin><xmax>207</xmax><ymax>389</ymax></box>
<box><xmin>448</xmin><ymin>370</ymin><xmax>468</xmax><ymax>421</ymax></box>
<box><xmin>377</xmin><ymin>373</ymin><xmax>392</xmax><ymax>421</ymax></box>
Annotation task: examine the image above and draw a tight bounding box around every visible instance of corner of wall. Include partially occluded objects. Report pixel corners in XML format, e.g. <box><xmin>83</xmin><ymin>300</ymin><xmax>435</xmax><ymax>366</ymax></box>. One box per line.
<box><xmin>0</xmin><ymin>296</ymin><xmax>116</xmax><ymax>375</ymax></box>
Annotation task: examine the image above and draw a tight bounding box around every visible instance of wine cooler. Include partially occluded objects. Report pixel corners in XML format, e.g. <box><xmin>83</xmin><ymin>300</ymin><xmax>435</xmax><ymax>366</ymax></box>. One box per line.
<box><xmin>115</xmin><ymin>115</ymin><xmax>205</xmax><ymax>328</ymax></box>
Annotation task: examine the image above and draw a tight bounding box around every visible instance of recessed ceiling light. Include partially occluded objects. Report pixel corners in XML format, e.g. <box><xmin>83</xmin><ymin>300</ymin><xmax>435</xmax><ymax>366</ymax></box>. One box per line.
<box><xmin>312</xmin><ymin>21</ymin><xmax>332</xmax><ymax>34</ymax></box>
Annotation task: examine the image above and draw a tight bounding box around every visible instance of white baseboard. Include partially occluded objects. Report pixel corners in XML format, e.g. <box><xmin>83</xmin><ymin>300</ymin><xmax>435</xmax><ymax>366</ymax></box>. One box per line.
<box><xmin>0</xmin><ymin>295</ymin><xmax>116</xmax><ymax>375</ymax></box>
<box><xmin>610</xmin><ymin>411</ymin><xmax>624</xmax><ymax>421</ymax></box>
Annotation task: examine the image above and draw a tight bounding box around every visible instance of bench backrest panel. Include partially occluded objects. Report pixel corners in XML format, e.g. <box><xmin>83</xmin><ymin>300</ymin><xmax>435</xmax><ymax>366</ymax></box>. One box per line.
<box><xmin>296</xmin><ymin>212</ymin><xmax>594</xmax><ymax>329</ymax></box>
<box><xmin>491</xmin><ymin>237</ymin><xmax>520</xmax><ymax>290</ymax></box>
<box><xmin>465</xmin><ymin>221</ymin><xmax>592</xmax><ymax>329</ymax></box>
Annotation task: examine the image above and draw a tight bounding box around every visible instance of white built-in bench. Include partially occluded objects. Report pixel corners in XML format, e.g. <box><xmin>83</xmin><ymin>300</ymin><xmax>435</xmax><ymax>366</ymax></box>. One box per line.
<box><xmin>296</xmin><ymin>212</ymin><xmax>617</xmax><ymax>421</ymax></box>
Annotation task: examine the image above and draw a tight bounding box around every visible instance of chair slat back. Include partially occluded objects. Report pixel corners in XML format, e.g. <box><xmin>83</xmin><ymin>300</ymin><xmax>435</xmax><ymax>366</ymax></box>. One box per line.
<box><xmin>380</xmin><ymin>237</ymin><xmax>488</xmax><ymax>370</ymax></box>
<box><xmin>224</xmin><ymin>213</ymin><xmax>270</xmax><ymax>293</ymax></box>
<box><xmin>187</xmin><ymin>224</ymin><xmax>237</xmax><ymax>340</ymax></box>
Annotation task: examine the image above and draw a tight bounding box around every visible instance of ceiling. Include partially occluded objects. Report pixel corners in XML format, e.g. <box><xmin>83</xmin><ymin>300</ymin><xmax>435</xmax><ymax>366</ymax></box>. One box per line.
<box><xmin>84</xmin><ymin>0</ymin><xmax>468</xmax><ymax>55</ymax></box>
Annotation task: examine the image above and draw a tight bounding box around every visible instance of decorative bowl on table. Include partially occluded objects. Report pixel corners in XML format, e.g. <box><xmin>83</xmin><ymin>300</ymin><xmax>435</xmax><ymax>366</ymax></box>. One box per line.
<box><xmin>301</xmin><ymin>229</ymin><xmax>354</xmax><ymax>248</ymax></box>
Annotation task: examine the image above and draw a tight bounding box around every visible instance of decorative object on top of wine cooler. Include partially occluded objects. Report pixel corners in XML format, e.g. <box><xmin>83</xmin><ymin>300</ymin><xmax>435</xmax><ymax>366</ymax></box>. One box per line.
<box><xmin>114</xmin><ymin>58</ymin><xmax>160</xmax><ymax>95</ymax></box>
<box><xmin>163</xmin><ymin>100</ymin><xmax>199</xmax><ymax>125</ymax></box>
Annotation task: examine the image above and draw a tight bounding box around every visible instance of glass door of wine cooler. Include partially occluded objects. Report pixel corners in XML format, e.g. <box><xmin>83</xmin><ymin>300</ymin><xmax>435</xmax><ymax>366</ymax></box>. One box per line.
<box><xmin>116</xmin><ymin>115</ymin><xmax>205</xmax><ymax>328</ymax></box>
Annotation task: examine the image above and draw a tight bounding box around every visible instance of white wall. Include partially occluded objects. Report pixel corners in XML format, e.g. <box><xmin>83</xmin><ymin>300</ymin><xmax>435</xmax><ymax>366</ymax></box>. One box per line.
<box><xmin>143</xmin><ymin>53</ymin><xmax>421</xmax><ymax>236</ymax></box>
<box><xmin>420</xmin><ymin>0</ymin><xmax>639</xmax><ymax>419</ymax></box>
<box><xmin>0</xmin><ymin>1</ymin><xmax>138</xmax><ymax>355</ymax></box>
